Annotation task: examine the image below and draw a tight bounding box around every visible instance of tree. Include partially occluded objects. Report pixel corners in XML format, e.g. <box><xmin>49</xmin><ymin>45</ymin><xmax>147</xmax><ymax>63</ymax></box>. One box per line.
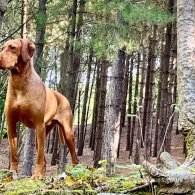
<box><xmin>93</xmin><ymin>56</ymin><xmax>108</xmax><ymax>167</ymax></box>
<box><xmin>0</xmin><ymin>0</ymin><xmax>9</xmax><ymax>29</ymax></box>
<box><xmin>103</xmin><ymin>48</ymin><xmax>125</xmax><ymax>175</ymax></box>
<box><xmin>77</xmin><ymin>48</ymin><xmax>93</xmax><ymax>156</ymax></box>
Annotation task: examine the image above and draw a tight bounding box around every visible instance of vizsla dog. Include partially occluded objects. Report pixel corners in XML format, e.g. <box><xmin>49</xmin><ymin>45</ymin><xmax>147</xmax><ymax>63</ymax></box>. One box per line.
<box><xmin>0</xmin><ymin>38</ymin><xmax>78</xmax><ymax>179</ymax></box>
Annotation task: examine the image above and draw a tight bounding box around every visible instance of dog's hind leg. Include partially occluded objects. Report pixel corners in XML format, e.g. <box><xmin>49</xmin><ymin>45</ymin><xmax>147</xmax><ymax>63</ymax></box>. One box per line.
<box><xmin>57</xmin><ymin>117</ymin><xmax>78</xmax><ymax>165</ymax></box>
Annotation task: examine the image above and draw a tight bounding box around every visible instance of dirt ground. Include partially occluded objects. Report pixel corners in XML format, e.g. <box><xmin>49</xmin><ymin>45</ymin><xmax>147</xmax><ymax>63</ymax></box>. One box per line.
<box><xmin>0</xmin><ymin>124</ymin><xmax>185</xmax><ymax>177</ymax></box>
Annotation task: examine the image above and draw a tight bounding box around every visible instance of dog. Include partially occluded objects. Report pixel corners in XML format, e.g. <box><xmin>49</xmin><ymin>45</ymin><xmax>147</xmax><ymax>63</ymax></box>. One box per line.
<box><xmin>0</xmin><ymin>38</ymin><xmax>78</xmax><ymax>179</ymax></box>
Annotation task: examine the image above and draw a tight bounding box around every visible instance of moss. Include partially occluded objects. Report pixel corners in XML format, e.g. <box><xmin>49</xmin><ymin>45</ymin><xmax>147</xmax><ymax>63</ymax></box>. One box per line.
<box><xmin>72</xmin><ymin>189</ymin><xmax>96</xmax><ymax>195</ymax></box>
<box><xmin>4</xmin><ymin>178</ymin><xmax>44</xmax><ymax>195</ymax></box>
<box><xmin>185</xmin><ymin>128</ymin><xmax>195</xmax><ymax>158</ymax></box>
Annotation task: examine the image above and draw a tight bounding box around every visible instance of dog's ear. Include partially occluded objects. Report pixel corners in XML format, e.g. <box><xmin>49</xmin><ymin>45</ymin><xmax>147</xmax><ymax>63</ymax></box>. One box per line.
<box><xmin>20</xmin><ymin>39</ymin><xmax>35</xmax><ymax>63</ymax></box>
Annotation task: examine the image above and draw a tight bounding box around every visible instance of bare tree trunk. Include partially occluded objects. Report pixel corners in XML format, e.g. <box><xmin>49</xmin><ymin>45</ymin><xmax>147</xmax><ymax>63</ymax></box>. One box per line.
<box><xmin>166</xmin><ymin>22</ymin><xmax>177</xmax><ymax>152</ymax></box>
<box><xmin>120</xmin><ymin>55</ymin><xmax>130</xmax><ymax>127</ymax></box>
<box><xmin>51</xmin><ymin>126</ymin><xmax>59</xmax><ymax>166</ymax></box>
<box><xmin>117</xmin><ymin>55</ymin><xmax>130</xmax><ymax>157</ymax></box>
<box><xmin>177</xmin><ymin>0</ymin><xmax>195</xmax><ymax>160</ymax></box>
<box><xmin>22</xmin><ymin>128</ymin><xmax>35</xmax><ymax>176</ymax></box>
<box><xmin>49</xmin><ymin>129</ymin><xmax>56</xmax><ymax>154</ymax></box>
<box><xmin>77</xmin><ymin>90</ymin><xmax>81</xmax><ymax>148</ymax></box>
<box><xmin>152</xmin><ymin>28</ymin><xmax>164</xmax><ymax>157</ymax></box>
<box><xmin>71</xmin><ymin>0</ymin><xmax>86</xmax><ymax>110</ymax></box>
<box><xmin>84</xmin><ymin>61</ymin><xmax>97</xmax><ymax>140</ymax></box>
<box><xmin>93</xmin><ymin>57</ymin><xmax>108</xmax><ymax>167</ymax></box>
<box><xmin>0</xmin><ymin>112</ymin><xmax>5</xmax><ymax>144</ymax></box>
<box><xmin>33</xmin><ymin>0</ymin><xmax>48</xmax><ymax>76</ymax></box>
<box><xmin>21</xmin><ymin>0</ymin><xmax>27</xmax><ymax>38</ymax></box>
<box><xmin>89</xmin><ymin>61</ymin><xmax>100</xmax><ymax>150</ymax></box>
<box><xmin>0</xmin><ymin>0</ymin><xmax>8</xmax><ymax>29</ymax></box>
<box><xmin>103</xmin><ymin>49</ymin><xmax>125</xmax><ymax>175</ymax></box>
<box><xmin>145</xmin><ymin>25</ymin><xmax>157</xmax><ymax>161</ymax></box>
<box><xmin>157</xmin><ymin>1</ymin><xmax>173</xmax><ymax>156</ymax></box>
<box><xmin>126</xmin><ymin>57</ymin><xmax>133</xmax><ymax>151</ymax></box>
<box><xmin>77</xmin><ymin>48</ymin><xmax>93</xmax><ymax>156</ymax></box>
<box><xmin>129</xmin><ymin>53</ymin><xmax>140</xmax><ymax>157</ymax></box>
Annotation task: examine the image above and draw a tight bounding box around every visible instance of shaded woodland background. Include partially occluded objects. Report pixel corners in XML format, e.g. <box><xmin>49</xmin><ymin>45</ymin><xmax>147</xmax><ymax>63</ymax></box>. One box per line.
<box><xmin>0</xmin><ymin>0</ymin><xmax>182</xmax><ymax>175</ymax></box>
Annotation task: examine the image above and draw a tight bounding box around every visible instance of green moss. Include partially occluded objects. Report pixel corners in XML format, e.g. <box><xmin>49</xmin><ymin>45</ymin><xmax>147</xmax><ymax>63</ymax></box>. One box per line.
<box><xmin>4</xmin><ymin>178</ymin><xmax>44</xmax><ymax>195</ymax></box>
<box><xmin>185</xmin><ymin>128</ymin><xmax>195</xmax><ymax>158</ymax></box>
<box><xmin>72</xmin><ymin>189</ymin><xmax>96</xmax><ymax>195</ymax></box>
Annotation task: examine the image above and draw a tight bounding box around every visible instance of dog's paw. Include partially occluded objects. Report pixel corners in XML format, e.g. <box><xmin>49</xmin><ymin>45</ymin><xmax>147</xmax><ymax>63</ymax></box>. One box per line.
<box><xmin>31</xmin><ymin>164</ymin><xmax>46</xmax><ymax>180</ymax></box>
<box><xmin>31</xmin><ymin>172</ymin><xmax>44</xmax><ymax>180</ymax></box>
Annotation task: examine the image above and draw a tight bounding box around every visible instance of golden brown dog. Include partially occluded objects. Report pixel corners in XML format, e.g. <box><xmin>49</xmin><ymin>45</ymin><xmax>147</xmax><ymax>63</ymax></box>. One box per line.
<box><xmin>0</xmin><ymin>38</ymin><xmax>78</xmax><ymax>179</ymax></box>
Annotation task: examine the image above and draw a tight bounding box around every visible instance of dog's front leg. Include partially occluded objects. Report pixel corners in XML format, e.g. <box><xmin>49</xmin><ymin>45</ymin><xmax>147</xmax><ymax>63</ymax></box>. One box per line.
<box><xmin>6</xmin><ymin>117</ymin><xmax>18</xmax><ymax>172</ymax></box>
<box><xmin>31</xmin><ymin>124</ymin><xmax>46</xmax><ymax>179</ymax></box>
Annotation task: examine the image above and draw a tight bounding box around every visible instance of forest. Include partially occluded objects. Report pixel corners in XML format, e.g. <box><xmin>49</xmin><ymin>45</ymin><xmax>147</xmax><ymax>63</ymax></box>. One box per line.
<box><xmin>0</xmin><ymin>0</ymin><xmax>195</xmax><ymax>194</ymax></box>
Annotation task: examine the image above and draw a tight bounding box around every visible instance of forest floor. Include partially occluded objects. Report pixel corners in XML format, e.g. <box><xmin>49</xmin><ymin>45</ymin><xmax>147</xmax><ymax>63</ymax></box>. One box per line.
<box><xmin>0</xmin><ymin>123</ymin><xmax>185</xmax><ymax>194</ymax></box>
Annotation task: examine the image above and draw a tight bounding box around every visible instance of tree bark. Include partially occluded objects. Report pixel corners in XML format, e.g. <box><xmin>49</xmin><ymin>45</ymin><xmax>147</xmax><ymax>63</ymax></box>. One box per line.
<box><xmin>129</xmin><ymin>53</ymin><xmax>140</xmax><ymax>157</ymax></box>
<box><xmin>103</xmin><ymin>49</ymin><xmax>125</xmax><ymax>175</ymax></box>
<box><xmin>120</xmin><ymin>55</ymin><xmax>130</xmax><ymax>127</ymax></box>
<box><xmin>93</xmin><ymin>57</ymin><xmax>108</xmax><ymax>167</ymax></box>
<box><xmin>157</xmin><ymin>2</ymin><xmax>173</xmax><ymax>156</ymax></box>
<box><xmin>126</xmin><ymin>57</ymin><xmax>134</xmax><ymax>151</ymax></box>
<box><xmin>144</xmin><ymin>25</ymin><xmax>157</xmax><ymax>161</ymax></box>
<box><xmin>89</xmin><ymin>61</ymin><xmax>100</xmax><ymax>150</ymax></box>
<box><xmin>77</xmin><ymin>48</ymin><xmax>93</xmax><ymax>156</ymax></box>
<box><xmin>22</xmin><ymin>128</ymin><xmax>35</xmax><ymax>176</ymax></box>
<box><xmin>153</xmin><ymin>27</ymin><xmax>164</xmax><ymax>157</ymax></box>
<box><xmin>33</xmin><ymin>0</ymin><xmax>48</xmax><ymax>76</ymax></box>
<box><xmin>0</xmin><ymin>0</ymin><xmax>8</xmax><ymax>29</ymax></box>
<box><xmin>117</xmin><ymin>55</ymin><xmax>130</xmax><ymax>157</ymax></box>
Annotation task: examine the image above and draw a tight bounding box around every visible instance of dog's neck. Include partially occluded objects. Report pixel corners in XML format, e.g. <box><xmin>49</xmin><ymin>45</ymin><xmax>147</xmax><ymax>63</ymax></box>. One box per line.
<box><xmin>9</xmin><ymin>59</ymin><xmax>41</xmax><ymax>92</ymax></box>
<box><xmin>11</xmin><ymin>58</ymin><xmax>34</xmax><ymax>75</ymax></box>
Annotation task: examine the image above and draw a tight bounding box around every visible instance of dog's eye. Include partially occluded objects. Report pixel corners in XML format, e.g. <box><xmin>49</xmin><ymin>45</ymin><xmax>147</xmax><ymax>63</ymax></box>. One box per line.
<box><xmin>10</xmin><ymin>46</ymin><xmax>16</xmax><ymax>50</ymax></box>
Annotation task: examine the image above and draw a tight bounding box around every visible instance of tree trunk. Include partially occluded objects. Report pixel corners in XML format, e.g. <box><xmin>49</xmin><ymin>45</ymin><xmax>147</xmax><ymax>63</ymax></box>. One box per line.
<box><xmin>33</xmin><ymin>0</ymin><xmax>48</xmax><ymax>76</ymax></box>
<box><xmin>77</xmin><ymin>48</ymin><xmax>93</xmax><ymax>156</ymax></box>
<box><xmin>89</xmin><ymin>61</ymin><xmax>100</xmax><ymax>150</ymax></box>
<box><xmin>157</xmin><ymin>12</ymin><xmax>173</xmax><ymax>156</ymax></box>
<box><xmin>51</xmin><ymin>126</ymin><xmax>59</xmax><ymax>166</ymax></box>
<box><xmin>144</xmin><ymin>25</ymin><xmax>157</xmax><ymax>161</ymax></box>
<box><xmin>93</xmin><ymin>57</ymin><xmax>108</xmax><ymax>167</ymax></box>
<box><xmin>126</xmin><ymin>57</ymin><xmax>134</xmax><ymax>151</ymax></box>
<box><xmin>21</xmin><ymin>0</ymin><xmax>27</xmax><ymax>38</ymax></box>
<box><xmin>103</xmin><ymin>49</ymin><xmax>125</xmax><ymax>175</ymax></box>
<box><xmin>117</xmin><ymin>55</ymin><xmax>130</xmax><ymax>157</ymax></box>
<box><xmin>120</xmin><ymin>55</ymin><xmax>130</xmax><ymax>127</ymax></box>
<box><xmin>71</xmin><ymin>0</ymin><xmax>86</xmax><ymax>110</ymax></box>
<box><xmin>0</xmin><ymin>0</ymin><xmax>8</xmax><ymax>29</ymax></box>
<box><xmin>153</xmin><ymin>28</ymin><xmax>164</xmax><ymax>157</ymax></box>
<box><xmin>21</xmin><ymin>128</ymin><xmax>35</xmax><ymax>176</ymax></box>
<box><xmin>129</xmin><ymin>53</ymin><xmax>140</xmax><ymax>157</ymax></box>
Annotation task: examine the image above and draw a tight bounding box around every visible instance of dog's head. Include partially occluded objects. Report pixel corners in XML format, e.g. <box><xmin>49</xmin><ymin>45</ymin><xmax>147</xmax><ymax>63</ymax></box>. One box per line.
<box><xmin>0</xmin><ymin>38</ymin><xmax>35</xmax><ymax>70</ymax></box>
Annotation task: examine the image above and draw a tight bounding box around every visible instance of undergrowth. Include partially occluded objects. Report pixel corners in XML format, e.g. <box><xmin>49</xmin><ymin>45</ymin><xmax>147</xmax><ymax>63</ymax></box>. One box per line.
<box><xmin>0</xmin><ymin>161</ymin><xmax>149</xmax><ymax>195</ymax></box>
